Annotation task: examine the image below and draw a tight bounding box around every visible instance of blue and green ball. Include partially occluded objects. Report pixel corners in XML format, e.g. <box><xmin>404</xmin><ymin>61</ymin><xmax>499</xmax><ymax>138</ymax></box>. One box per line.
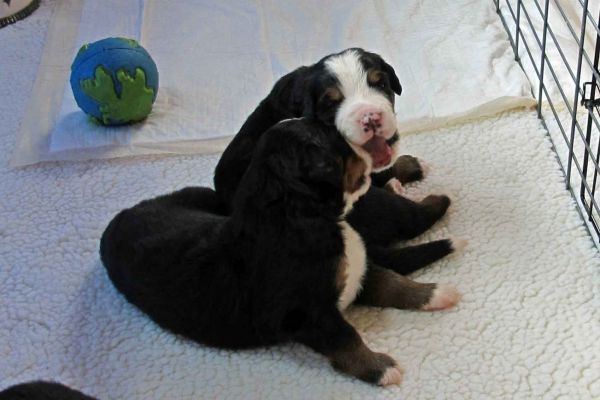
<box><xmin>70</xmin><ymin>37</ymin><xmax>159</xmax><ymax>126</ymax></box>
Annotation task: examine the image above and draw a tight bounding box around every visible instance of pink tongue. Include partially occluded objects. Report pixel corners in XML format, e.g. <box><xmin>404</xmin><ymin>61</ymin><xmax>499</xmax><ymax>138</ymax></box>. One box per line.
<box><xmin>362</xmin><ymin>136</ymin><xmax>392</xmax><ymax>168</ymax></box>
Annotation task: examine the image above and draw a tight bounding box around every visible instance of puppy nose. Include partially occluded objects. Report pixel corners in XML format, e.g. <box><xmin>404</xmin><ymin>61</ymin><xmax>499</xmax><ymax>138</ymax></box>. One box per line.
<box><xmin>358</xmin><ymin>108</ymin><xmax>383</xmax><ymax>135</ymax></box>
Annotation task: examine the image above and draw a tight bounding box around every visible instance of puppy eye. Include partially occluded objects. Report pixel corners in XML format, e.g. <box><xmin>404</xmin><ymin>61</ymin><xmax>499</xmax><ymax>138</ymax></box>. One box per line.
<box><xmin>322</xmin><ymin>87</ymin><xmax>343</xmax><ymax>105</ymax></box>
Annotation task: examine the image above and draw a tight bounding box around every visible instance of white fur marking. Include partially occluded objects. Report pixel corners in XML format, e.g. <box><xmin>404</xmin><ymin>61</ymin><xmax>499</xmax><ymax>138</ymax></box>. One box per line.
<box><xmin>337</xmin><ymin>221</ymin><xmax>367</xmax><ymax>310</ymax></box>
<box><xmin>378</xmin><ymin>365</ymin><xmax>404</xmax><ymax>386</ymax></box>
<box><xmin>384</xmin><ymin>178</ymin><xmax>424</xmax><ymax>202</ymax></box>
<box><xmin>417</xmin><ymin>157</ymin><xmax>431</xmax><ymax>178</ymax></box>
<box><xmin>422</xmin><ymin>285</ymin><xmax>461</xmax><ymax>311</ymax></box>
<box><xmin>277</xmin><ymin>117</ymin><xmax>302</xmax><ymax>124</ymax></box>
<box><xmin>324</xmin><ymin>50</ymin><xmax>398</xmax><ymax>147</ymax></box>
<box><xmin>450</xmin><ymin>238</ymin><xmax>468</xmax><ymax>253</ymax></box>
<box><xmin>342</xmin><ymin>143</ymin><xmax>372</xmax><ymax>215</ymax></box>
<box><xmin>385</xmin><ymin>178</ymin><xmax>404</xmax><ymax>195</ymax></box>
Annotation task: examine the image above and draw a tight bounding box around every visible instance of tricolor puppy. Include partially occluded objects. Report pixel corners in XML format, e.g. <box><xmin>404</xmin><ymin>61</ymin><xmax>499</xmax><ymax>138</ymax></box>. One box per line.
<box><xmin>100</xmin><ymin>118</ymin><xmax>459</xmax><ymax>386</ymax></box>
<box><xmin>215</xmin><ymin>48</ymin><xmax>462</xmax><ymax>275</ymax></box>
<box><xmin>216</xmin><ymin>48</ymin><xmax>403</xmax><ymax>205</ymax></box>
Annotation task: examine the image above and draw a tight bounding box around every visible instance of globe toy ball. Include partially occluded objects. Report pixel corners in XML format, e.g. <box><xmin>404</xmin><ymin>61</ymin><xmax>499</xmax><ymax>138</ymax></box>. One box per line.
<box><xmin>70</xmin><ymin>37</ymin><xmax>159</xmax><ymax>126</ymax></box>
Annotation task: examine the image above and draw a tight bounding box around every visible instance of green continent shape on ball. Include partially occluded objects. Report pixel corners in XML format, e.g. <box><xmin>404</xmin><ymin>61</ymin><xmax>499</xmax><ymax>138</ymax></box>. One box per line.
<box><xmin>80</xmin><ymin>66</ymin><xmax>155</xmax><ymax>125</ymax></box>
<box><xmin>116</xmin><ymin>37</ymin><xmax>140</xmax><ymax>48</ymax></box>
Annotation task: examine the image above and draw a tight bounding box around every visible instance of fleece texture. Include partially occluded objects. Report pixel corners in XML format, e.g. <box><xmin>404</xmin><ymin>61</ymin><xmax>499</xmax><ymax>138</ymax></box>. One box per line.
<box><xmin>12</xmin><ymin>0</ymin><xmax>536</xmax><ymax>165</ymax></box>
<box><xmin>1</xmin><ymin>1</ymin><xmax>599</xmax><ymax>399</ymax></box>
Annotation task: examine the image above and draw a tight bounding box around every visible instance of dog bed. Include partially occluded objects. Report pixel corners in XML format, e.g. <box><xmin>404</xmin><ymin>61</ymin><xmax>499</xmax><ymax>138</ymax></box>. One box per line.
<box><xmin>1</xmin><ymin>1</ymin><xmax>598</xmax><ymax>399</ymax></box>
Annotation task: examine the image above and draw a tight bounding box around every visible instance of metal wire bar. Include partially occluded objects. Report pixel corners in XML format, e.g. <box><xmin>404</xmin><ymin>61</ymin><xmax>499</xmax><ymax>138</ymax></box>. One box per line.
<box><xmin>514</xmin><ymin>0</ymin><xmax>600</xmax><ymax>177</ymax></box>
<box><xmin>552</xmin><ymin>0</ymin><xmax>584</xmax><ymax>47</ymax></box>
<box><xmin>516</xmin><ymin>0</ymin><xmax>522</xmax><ymax>59</ymax></box>
<box><xmin>535</xmin><ymin>85</ymin><xmax>600</xmax><ymax>214</ymax></box>
<box><xmin>520</xmin><ymin>0</ymin><xmax>600</xmax><ymax>91</ymax></box>
<box><xmin>578</xmin><ymin>0</ymin><xmax>600</xmax><ymax>37</ymax></box>
<box><xmin>591</xmin><ymin>127</ymin><xmax>600</xmax><ymax>227</ymax></box>
<box><xmin>568</xmin><ymin>0</ymin><xmax>591</xmax><ymax>186</ymax></box>
<box><xmin>509</xmin><ymin>4</ymin><xmax>586</xmax><ymax>126</ymax></box>
<box><xmin>581</xmin><ymin>10</ymin><xmax>600</xmax><ymax>223</ymax></box>
<box><xmin>538</xmin><ymin>74</ymin><xmax>600</xmax><ymax>179</ymax></box>
<box><xmin>496</xmin><ymin>0</ymin><xmax>600</xmax><ymax>244</ymax></box>
<box><xmin>520</xmin><ymin>0</ymin><xmax>600</xmax><ymax>87</ymax></box>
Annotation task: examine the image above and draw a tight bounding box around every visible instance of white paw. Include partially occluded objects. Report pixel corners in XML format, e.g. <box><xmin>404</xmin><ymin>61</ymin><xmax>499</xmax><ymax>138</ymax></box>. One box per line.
<box><xmin>385</xmin><ymin>178</ymin><xmax>423</xmax><ymax>201</ymax></box>
<box><xmin>422</xmin><ymin>285</ymin><xmax>461</xmax><ymax>311</ymax></box>
<box><xmin>450</xmin><ymin>238</ymin><xmax>468</xmax><ymax>253</ymax></box>
<box><xmin>378</xmin><ymin>364</ymin><xmax>404</xmax><ymax>386</ymax></box>
<box><xmin>417</xmin><ymin>158</ymin><xmax>431</xmax><ymax>178</ymax></box>
<box><xmin>385</xmin><ymin>178</ymin><xmax>405</xmax><ymax>195</ymax></box>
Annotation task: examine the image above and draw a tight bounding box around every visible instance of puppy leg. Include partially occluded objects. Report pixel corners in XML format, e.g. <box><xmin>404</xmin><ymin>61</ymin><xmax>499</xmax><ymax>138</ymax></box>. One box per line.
<box><xmin>409</xmin><ymin>194</ymin><xmax>453</xmax><ymax>237</ymax></box>
<box><xmin>367</xmin><ymin>238</ymin><xmax>467</xmax><ymax>275</ymax></box>
<box><xmin>356</xmin><ymin>264</ymin><xmax>461</xmax><ymax>311</ymax></box>
<box><xmin>295</xmin><ymin>308</ymin><xmax>403</xmax><ymax>386</ymax></box>
<box><xmin>371</xmin><ymin>155</ymin><xmax>427</xmax><ymax>186</ymax></box>
<box><xmin>164</xmin><ymin>187</ymin><xmax>227</xmax><ymax>215</ymax></box>
<box><xmin>348</xmin><ymin>187</ymin><xmax>451</xmax><ymax>246</ymax></box>
<box><xmin>383</xmin><ymin>178</ymin><xmax>426</xmax><ymax>202</ymax></box>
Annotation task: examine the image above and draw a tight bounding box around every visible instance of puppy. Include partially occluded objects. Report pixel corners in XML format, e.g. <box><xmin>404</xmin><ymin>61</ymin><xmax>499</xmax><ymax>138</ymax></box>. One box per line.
<box><xmin>100</xmin><ymin>119</ymin><xmax>459</xmax><ymax>386</ymax></box>
<box><xmin>214</xmin><ymin>48</ymin><xmax>462</xmax><ymax>276</ymax></box>
<box><xmin>0</xmin><ymin>381</ymin><xmax>97</xmax><ymax>400</ymax></box>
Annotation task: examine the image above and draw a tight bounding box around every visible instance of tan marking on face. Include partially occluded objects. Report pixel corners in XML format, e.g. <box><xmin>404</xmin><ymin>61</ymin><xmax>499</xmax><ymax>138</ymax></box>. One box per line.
<box><xmin>367</xmin><ymin>69</ymin><xmax>383</xmax><ymax>85</ymax></box>
<box><xmin>343</xmin><ymin>154</ymin><xmax>367</xmax><ymax>194</ymax></box>
<box><xmin>323</xmin><ymin>86</ymin><xmax>343</xmax><ymax>102</ymax></box>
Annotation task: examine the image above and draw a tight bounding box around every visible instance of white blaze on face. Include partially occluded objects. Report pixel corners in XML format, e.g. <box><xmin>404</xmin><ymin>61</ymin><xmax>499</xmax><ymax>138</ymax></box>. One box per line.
<box><xmin>324</xmin><ymin>50</ymin><xmax>399</xmax><ymax>170</ymax></box>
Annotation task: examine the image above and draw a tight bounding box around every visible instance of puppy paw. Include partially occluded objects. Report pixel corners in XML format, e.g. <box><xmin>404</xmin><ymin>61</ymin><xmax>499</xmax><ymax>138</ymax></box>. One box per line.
<box><xmin>384</xmin><ymin>178</ymin><xmax>405</xmax><ymax>195</ymax></box>
<box><xmin>450</xmin><ymin>238</ymin><xmax>468</xmax><ymax>253</ymax></box>
<box><xmin>332</xmin><ymin>349</ymin><xmax>403</xmax><ymax>386</ymax></box>
<box><xmin>392</xmin><ymin>155</ymin><xmax>426</xmax><ymax>184</ymax></box>
<box><xmin>385</xmin><ymin>178</ymin><xmax>424</xmax><ymax>201</ymax></box>
<box><xmin>422</xmin><ymin>284</ymin><xmax>461</xmax><ymax>311</ymax></box>
<box><xmin>370</xmin><ymin>352</ymin><xmax>403</xmax><ymax>386</ymax></box>
<box><xmin>417</xmin><ymin>157</ymin><xmax>431</xmax><ymax>178</ymax></box>
<box><xmin>378</xmin><ymin>363</ymin><xmax>404</xmax><ymax>386</ymax></box>
<box><xmin>420</xmin><ymin>194</ymin><xmax>451</xmax><ymax>219</ymax></box>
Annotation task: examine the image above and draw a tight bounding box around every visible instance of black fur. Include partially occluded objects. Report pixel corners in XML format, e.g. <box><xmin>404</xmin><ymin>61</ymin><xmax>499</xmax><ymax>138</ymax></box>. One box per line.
<box><xmin>214</xmin><ymin>48</ymin><xmax>403</xmax><ymax>210</ymax></box>
<box><xmin>214</xmin><ymin>48</ymin><xmax>453</xmax><ymax>275</ymax></box>
<box><xmin>101</xmin><ymin>120</ymin><xmax>356</xmax><ymax>348</ymax></box>
<box><xmin>0</xmin><ymin>381</ymin><xmax>96</xmax><ymax>400</ymax></box>
<box><xmin>101</xmin><ymin>118</ymin><xmax>458</xmax><ymax>385</ymax></box>
<box><xmin>100</xmin><ymin>119</ymin><xmax>394</xmax><ymax>383</ymax></box>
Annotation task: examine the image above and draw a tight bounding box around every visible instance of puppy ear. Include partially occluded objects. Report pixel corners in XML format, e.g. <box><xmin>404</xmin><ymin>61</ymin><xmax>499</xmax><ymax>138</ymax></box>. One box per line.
<box><xmin>275</xmin><ymin>145</ymin><xmax>340</xmax><ymax>196</ymax></box>
<box><xmin>270</xmin><ymin>144</ymin><xmax>343</xmax><ymax>212</ymax></box>
<box><xmin>304</xmin><ymin>153</ymin><xmax>343</xmax><ymax>198</ymax></box>
<box><xmin>381</xmin><ymin>61</ymin><xmax>402</xmax><ymax>95</ymax></box>
<box><xmin>231</xmin><ymin>153</ymin><xmax>285</xmax><ymax>220</ymax></box>
<box><xmin>272</xmin><ymin>66</ymin><xmax>313</xmax><ymax>118</ymax></box>
<box><xmin>302</xmin><ymin>90</ymin><xmax>316</xmax><ymax>119</ymax></box>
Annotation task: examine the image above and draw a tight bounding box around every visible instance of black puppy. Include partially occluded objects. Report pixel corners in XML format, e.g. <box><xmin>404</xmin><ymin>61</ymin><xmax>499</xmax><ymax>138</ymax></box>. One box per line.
<box><xmin>0</xmin><ymin>381</ymin><xmax>97</xmax><ymax>400</ymax></box>
<box><xmin>100</xmin><ymin>119</ymin><xmax>459</xmax><ymax>386</ymax></box>
<box><xmin>214</xmin><ymin>48</ymin><xmax>465</xmax><ymax>276</ymax></box>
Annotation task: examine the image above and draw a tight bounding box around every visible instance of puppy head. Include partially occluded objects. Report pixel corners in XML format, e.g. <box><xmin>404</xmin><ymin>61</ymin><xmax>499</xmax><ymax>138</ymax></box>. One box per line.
<box><xmin>233</xmin><ymin>119</ymin><xmax>371</xmax><ymax>220</ymax></box>
<box><xmin>302</xmin><ymin>48</ymin><xmax>402</xmax><ymax>172</ymax></box>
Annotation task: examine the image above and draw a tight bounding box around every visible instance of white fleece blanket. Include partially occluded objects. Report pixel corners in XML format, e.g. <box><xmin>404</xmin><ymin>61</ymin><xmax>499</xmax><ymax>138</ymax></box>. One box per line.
<box><xmin>2</xmin><ymin>2</ymin><xmax>600</xmax><ymax>399</ymax></box>
<box><xmin>11</xmin><ymin>0</ymin><xmax>536</xmax><ymax>166</ymax></box>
